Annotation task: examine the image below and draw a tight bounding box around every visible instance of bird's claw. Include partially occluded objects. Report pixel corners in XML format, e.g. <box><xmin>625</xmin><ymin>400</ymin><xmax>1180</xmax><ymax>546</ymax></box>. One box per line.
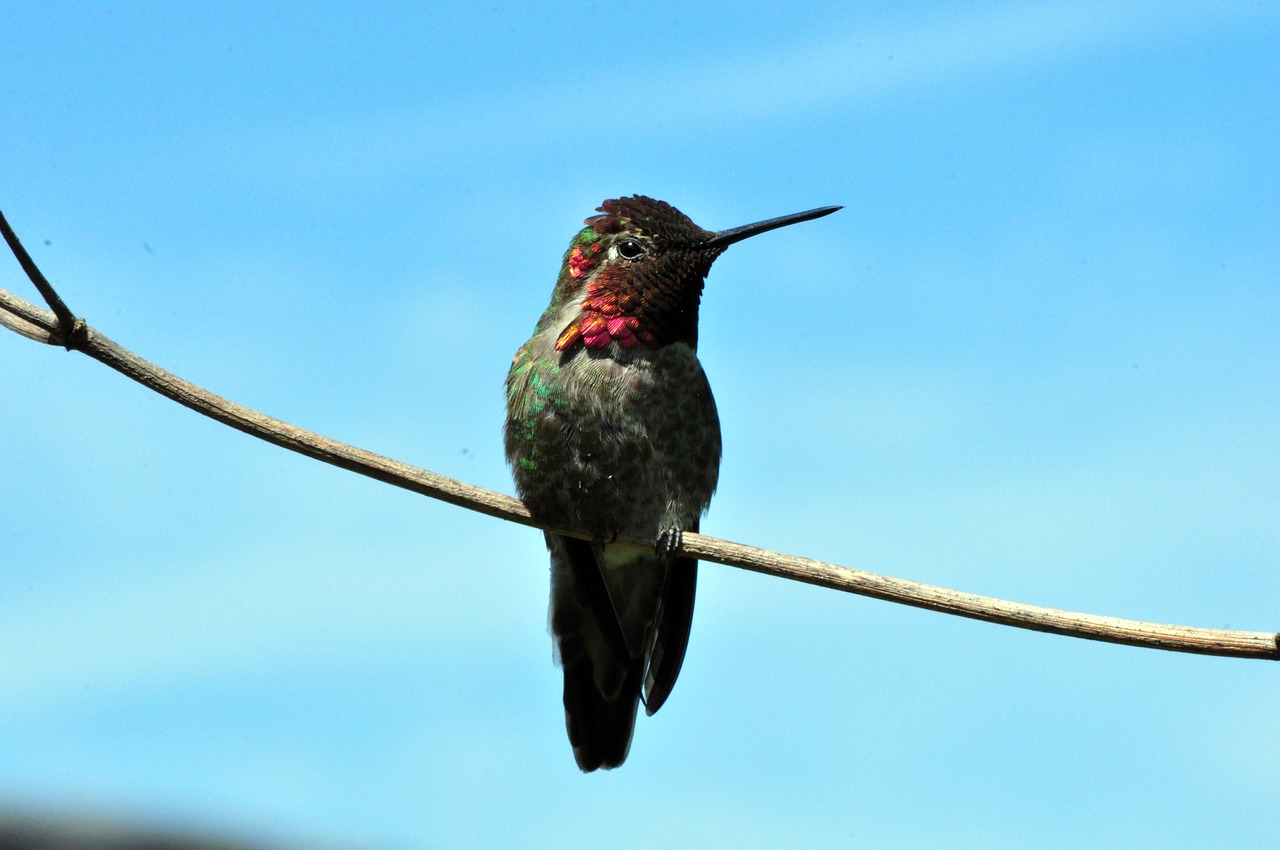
<box><xmin>655</xmin><ymin>526</ymin><xmax>683</xmax><ymax>557</ymax></box>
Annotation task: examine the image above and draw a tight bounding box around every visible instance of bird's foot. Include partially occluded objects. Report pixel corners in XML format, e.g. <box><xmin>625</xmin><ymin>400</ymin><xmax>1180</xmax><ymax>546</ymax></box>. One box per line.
<box><xmin>654</xmin><ymin>526</ymin><xmax>684</xmax><ymax>557</ymax></box>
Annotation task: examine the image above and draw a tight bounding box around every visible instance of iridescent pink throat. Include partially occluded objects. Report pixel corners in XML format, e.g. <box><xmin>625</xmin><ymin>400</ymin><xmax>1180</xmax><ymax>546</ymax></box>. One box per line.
<box><xmin>554</xmin><ymin>238</ymin><xmax>657</xmax><ymax>351</ymax></box>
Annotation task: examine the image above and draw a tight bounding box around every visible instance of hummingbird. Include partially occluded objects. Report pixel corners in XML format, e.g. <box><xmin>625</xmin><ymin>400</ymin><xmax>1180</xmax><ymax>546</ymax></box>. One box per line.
<box><xmin>504</xmin><ymin>195</ymin><xmax>840</xmax><ymax>771</ymax></box>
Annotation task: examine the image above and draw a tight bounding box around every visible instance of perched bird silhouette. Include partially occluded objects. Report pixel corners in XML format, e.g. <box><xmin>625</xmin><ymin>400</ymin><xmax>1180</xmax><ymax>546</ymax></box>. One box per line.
<box><xmin>504</xmin><ymin>196</ymin><xmax>840</xmax><ymax>770</ymax></box>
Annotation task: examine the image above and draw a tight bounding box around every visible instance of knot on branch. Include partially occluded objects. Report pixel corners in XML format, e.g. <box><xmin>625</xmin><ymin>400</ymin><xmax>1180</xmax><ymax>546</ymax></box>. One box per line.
<box><xmin>50</xmin><ymin>316</ymin><xmax>88</xmax><ymax>351</ymax></box>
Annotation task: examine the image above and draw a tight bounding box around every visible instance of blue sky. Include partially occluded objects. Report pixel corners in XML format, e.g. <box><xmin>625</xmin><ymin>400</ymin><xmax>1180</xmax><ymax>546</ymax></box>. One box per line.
<box><xmin>1</xmin><ymin>1</ymin><xmax>1278</xmax><ymax>847</ymax></box>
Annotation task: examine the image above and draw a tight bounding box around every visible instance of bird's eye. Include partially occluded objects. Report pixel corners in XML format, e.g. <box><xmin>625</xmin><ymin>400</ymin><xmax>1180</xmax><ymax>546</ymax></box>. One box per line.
<box><xmin>616</xmin><ymin>239</ymin><xmax>646</xmax><ymax>260</ymax></box>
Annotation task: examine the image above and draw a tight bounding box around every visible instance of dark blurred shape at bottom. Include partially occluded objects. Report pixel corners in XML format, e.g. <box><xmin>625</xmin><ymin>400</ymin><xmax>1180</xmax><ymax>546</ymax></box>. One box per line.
<box><xmin>0</xmin><ymin>812</ymin><xmax>289</xmax><ymax>850</ymax></box>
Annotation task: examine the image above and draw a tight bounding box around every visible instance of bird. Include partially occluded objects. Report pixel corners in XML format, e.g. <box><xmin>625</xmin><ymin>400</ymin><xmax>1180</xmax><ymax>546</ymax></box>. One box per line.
<box><xmin>504</xmin><ymin>195</ymin><xmax>840</xmax><ymax>770</ymax></box>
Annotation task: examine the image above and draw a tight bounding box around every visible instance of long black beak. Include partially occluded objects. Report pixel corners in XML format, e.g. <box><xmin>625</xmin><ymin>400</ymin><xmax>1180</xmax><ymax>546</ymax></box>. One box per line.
<box><xmin>701</xmin><ymin>205</ymin><xmax>842</xmax><ymax>250</ymax></box>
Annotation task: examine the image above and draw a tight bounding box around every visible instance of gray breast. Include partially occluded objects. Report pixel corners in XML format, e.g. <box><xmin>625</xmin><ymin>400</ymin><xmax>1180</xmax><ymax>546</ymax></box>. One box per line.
<box><xmin>516</xmin><ymin>342</ymin><xmax>721</xmax><ymax>539</ymax></box>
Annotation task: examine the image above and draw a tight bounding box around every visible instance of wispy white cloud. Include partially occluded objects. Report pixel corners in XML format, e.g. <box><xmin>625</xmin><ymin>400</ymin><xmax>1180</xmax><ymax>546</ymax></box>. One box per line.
<box><xmin>234</xmin><ymin>0</ymin><xmax>1271</xmax><ymax>183</ymax></box>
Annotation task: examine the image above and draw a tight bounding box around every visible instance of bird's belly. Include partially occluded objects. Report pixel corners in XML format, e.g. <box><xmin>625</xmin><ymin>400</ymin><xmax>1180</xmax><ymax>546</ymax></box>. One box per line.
<box><xmin>509</xmin><ymin>344</ymin><xmax>721</xmax><ymax>539</ymax></box>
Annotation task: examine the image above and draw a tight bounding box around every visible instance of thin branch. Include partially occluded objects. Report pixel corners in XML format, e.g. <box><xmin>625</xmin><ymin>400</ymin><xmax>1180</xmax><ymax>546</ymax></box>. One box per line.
<box><xmin>0</xmin><ymin>209</ymin><xmax>79</xmax><ymax>345</ymax></box>
<box><xmin>3</xmin><ymin>213</ymin><xmax>1277</xmax><ymax>662</ymax></box>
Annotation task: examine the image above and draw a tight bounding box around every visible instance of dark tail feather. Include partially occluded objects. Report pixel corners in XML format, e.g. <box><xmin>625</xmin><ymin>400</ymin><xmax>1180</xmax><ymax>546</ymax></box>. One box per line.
<box><xmin>643</xmin><ymin>555</ymin><xmax>697</xmax><ymax>716</ymax></box>
<box><xmin>549</xmin><ymin>533</ymin><xmax>644</xmax><ymax>771</ymax></box>
<box><xmin>561</xmin><ymin>656</ymin><xmax>642</xmax><ymax>771</ymax></box>
<box><xmin>559</xmin><ymin>535</ymin><xmax>635</xmax><ymax>662</ymax></box>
